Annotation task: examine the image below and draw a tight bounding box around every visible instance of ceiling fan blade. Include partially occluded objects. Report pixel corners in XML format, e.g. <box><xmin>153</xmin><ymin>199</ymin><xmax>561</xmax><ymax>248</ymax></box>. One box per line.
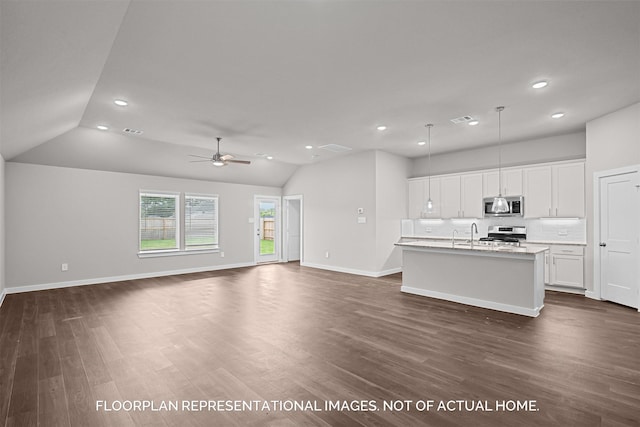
<box><xmin>227</xmin><ymin>159</ymin><xmax>251</xmax><ymax>165</ymax></box>
<box><xmin>220</xmin><ymin>154</ymin><xmax>234</xmax><ymax>161</ymax></box>
<box><xmin>189</xmin><ymin>160</ymin><xmax>212</xmax><ymax>163</ymax></box>
<box><xmin>188</xmin><ymin>154</ymin><xmax>212</xmax><ymax>159</ymax></box>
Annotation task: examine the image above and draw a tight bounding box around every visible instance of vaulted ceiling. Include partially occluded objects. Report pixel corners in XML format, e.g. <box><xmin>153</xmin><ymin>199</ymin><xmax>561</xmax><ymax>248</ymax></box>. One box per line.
<box><xmin>1</xmin><ymin>1</ymin><xmax>639</xmax><ymax>186</ymax></box>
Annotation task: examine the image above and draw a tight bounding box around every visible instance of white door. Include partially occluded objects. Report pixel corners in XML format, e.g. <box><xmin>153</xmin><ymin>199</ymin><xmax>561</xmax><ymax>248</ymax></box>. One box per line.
<box><xmin>254</xmin><ymin>196</ymin><xmax>281</xmax><ymax>263</ymax></box>
<box><xmin>284</xmin><ymin>196</ymin><xmax>302</xmax><ymax>262</ymax></box>
<box><xmin>599</xmin><ymin>171</ymin><xmax>639</xmax><ymax>308</ymax></box>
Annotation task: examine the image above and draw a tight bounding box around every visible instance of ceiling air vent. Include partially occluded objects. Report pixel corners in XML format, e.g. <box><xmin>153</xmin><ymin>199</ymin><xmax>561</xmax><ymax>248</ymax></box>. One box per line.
<box><xmin>450</xmin><ymin>115</ymin><xmax>474</xmax><ymax>124</ymax></box>
<box><xmin>123</xmin><ymin>128</ymin><xmax>144</xmax><ymax>135</ymax></box>
<box><xmin>318</xmin><ymin>144</ymin><xmax>352</xmax><ymax>153</ymax></box>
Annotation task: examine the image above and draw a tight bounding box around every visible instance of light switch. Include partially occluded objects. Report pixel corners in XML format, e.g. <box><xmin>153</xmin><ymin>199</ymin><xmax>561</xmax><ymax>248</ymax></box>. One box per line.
<box><xmin>357</xmin><ymin>217</ymin><xmax>367</xmax><ymax>224</ymax></box>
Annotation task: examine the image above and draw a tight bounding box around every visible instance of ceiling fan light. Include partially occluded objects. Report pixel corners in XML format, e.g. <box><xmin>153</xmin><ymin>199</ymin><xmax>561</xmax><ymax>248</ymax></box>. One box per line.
<box><xmin>212</xmin><ymin>160</ymin><xmax>225</xmax><ymax>167</ymax></box>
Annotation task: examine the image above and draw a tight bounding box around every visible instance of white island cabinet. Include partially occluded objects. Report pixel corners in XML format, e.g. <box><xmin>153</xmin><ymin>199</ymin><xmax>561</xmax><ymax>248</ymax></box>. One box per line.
<box><xmin>396</xmin><ymin>241</ymin><xmax>548</xmax><ymax>317</ymax></box>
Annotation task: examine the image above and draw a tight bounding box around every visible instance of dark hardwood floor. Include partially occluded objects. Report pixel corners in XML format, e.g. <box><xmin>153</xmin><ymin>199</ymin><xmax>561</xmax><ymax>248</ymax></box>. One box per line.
<box><xmin>1</xmin><ymin>263</ymin><xmax>638</xmax><ymax>426</ymax></box>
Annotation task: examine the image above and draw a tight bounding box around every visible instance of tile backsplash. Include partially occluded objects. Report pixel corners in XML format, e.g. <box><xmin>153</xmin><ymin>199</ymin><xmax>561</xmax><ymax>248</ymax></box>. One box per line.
<box><xmin>401</xmin><ymin>217</ymin><xmax>586</xmax><ymax>244</ymax></box>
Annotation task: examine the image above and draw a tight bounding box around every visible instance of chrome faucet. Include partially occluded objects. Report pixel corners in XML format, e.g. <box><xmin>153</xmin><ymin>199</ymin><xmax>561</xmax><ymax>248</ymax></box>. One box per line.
<box><xmin>451</xmin><ymin>229</ymin><xmax>458</xmax><ymax>247</ymax></box>
<box><xmin>470</xmin><ymin>222</ymin><xmax>478</xmax><ymax>247</ymax></box>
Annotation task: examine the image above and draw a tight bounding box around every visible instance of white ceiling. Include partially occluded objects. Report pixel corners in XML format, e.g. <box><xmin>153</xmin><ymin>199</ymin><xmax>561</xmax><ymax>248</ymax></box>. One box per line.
<box><xmin>1</xmin><ymin>1</ymin><xmax>639</xmax><ymax>186</ymax></box>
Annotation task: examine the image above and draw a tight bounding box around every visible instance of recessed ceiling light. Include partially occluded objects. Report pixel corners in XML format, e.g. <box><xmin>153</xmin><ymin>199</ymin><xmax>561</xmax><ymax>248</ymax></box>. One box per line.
<box><xmin>96</xmin><ymin>125</ymin><xmax>109</xmax><ymax>131</ymax></box>
<box><xmin>114</xmin><ymin>99</ymin><xmax>128</xmax><ymax>106</ymax></box>
<box><xmin>551</xmin><ymin>112</ymin><xmax>565</xmax><ymax>119</ymax></box>
<box><xmin>468</xmin><ymin>120</ymin><xmax>479</xmax><ymax>126</ymax></box>
<box><xmin>417</xmin><ymin>141</ymin><xmax>426</xmax><ymax>146</ymax></box>
<box><xmin>532</xmin><ymin>81</ymin><xmax>548</xmax><ymax>89</ymax></box>
<box><xmin>266</xmin><ymin>156</ymin><xmax>273</xmax><ymax>160</ymax></box>
<box><xmin>305</xmin><ymin>145</ymin><xmax>313</xmax><ymax>149</ymax></box>
<box><xmin>376</xmin><ymin>125</ymin><xmax>387</xmax><ymax>131</ymax></box>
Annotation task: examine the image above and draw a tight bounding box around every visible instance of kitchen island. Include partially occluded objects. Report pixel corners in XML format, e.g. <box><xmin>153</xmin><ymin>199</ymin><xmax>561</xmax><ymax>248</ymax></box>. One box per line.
<box><xmin>395</xmin><ymin>240</ymin><xmax>548</xmax><ymax>317</ymax></box>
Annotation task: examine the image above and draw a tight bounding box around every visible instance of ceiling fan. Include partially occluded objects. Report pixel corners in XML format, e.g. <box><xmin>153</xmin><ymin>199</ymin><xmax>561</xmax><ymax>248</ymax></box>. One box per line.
<box><xmin>189</xmin><ymin>137</ymin><xmax>251</xmax><ymax>167</ymax></box>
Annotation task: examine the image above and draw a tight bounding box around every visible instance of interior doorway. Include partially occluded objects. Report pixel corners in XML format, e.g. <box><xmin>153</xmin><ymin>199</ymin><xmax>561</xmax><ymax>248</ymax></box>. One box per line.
<box><xmin>594</xmin><ymin>166</ymin><xmax>640</xmax><ymax>310</ymax></box>
<box><xmin>283</xmin><ymin>195</ymin><xmax>303</xmax><ymax>262</ymax></box>
<box><xmin>254</xmin><ymin>195</ymin><xmax>281</xmax><ymax>264</ymax></box>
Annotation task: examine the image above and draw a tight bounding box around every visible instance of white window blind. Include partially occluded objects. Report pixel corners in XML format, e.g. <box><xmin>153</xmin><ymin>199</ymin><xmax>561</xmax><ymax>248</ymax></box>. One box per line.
<box><xmin>185</xmin><ymin>194</ymin><xmax>219</xmax><ymax>249</ymax></box>
<box><xmin>139</xmin><ymin>192</ymin><xmax>179</xmax><ymax>251</ymax></box>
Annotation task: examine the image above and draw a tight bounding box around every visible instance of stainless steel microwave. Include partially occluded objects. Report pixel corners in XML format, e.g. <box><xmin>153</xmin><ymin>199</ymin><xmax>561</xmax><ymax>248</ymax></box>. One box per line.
<box><xmin>483</xmin><ymin>196</ymin><xmax>524</xmax><ymax>217</ymax></box>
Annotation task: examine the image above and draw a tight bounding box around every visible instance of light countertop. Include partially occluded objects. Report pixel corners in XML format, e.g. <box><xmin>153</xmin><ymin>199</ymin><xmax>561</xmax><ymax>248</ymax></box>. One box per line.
<box><xmin>395</xmin><ymin>239</ymin><xmax>549</xmax><ymax>255</ymax></box>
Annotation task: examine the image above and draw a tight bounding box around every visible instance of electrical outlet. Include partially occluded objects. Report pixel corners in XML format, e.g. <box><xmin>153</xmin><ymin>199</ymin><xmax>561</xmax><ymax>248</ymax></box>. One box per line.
<box><xmin>325</xmin><ymin>251</ymin><xmax>330</xmax><ymax>258</ymax></box>
<box><xmin>61</xmin><ymin>263</ymin><xmax>68</xmax><ymax>272</ymax></box>
<box><xmin>220</xmin><ymin>252</ymin><xmax>225</xmax><ymax>258</ymax></box>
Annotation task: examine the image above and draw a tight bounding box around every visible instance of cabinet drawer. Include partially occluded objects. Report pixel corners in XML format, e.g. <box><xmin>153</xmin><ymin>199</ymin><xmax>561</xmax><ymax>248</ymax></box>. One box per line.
<box><xmin>551</xmin><ymin>245</ymin><xmax>584</xmax><ymax>256</ymax></box>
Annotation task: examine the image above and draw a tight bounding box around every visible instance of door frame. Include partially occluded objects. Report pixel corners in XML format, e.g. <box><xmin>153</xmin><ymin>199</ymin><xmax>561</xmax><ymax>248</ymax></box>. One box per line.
<box><xmin>254</xmin><ymin>195</ymin><xmax>282</xmax><ymax>264</ymax></box>
<box><xmin>283</xmin><ymin>195</ymin><xmax>304</xmax><ymax>263</ymax></box>
<box><xmin>592</xmin><ymin>164</ymin><xmax>640</xmax><ymax>311</ymax></box>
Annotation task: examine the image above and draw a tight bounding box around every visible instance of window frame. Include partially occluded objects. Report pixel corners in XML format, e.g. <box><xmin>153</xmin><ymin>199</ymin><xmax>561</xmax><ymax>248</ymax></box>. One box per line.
<box><xmin>138</xmin><ymin>190</ymin><xmax>220</xmax><ymax>258</ymax></box>
<box><xmin>139</xmin><ymin>191</ymin><xmax>180</xmax><ymax>254</ymax></box>
<box><xmin>184</xmin><ymin>193</ymin><xmax>219</xmax><ymax>251</ymax></box>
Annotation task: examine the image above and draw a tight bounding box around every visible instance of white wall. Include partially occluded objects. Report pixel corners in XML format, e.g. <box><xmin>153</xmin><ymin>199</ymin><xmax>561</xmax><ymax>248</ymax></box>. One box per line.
<box><xmin>5</xmin><ymin>163</ymin><xmax>281</xmax><ymax>290</ymax></box>
<box><xmin>585</xmin><ymin>102</ymin><xmax>640</xmax><ymax>292</ymax></box>
<box><xmin>0</xmin><ymin>155</ymin><xmax>5</xmax><ymax>303</ymax></box>
<box><xmin>412</xmin><ymin>132</ymin><xmax>586</xmax><ymax>177</ymax></box>
<box><xmin>284</xmin><ymin>150</ymin><xmax>378</xmax><ymax>274</ymax></box>
<box><xmin>375</xmin><ymin>151</ymin><xmax>410</xmax><ymax>272</ymax></box>
<box><xmin>283</xmin><ymin>150</ymin><xmax>410</xmax><ymax>276</ymax></box>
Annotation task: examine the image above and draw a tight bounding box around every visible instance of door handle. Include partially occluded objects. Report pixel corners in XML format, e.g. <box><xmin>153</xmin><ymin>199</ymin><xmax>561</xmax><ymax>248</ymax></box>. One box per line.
<box><xmin>599</xmin><ymin>242</ymin><xmax>606</xmax><ymax>247</ymax></box>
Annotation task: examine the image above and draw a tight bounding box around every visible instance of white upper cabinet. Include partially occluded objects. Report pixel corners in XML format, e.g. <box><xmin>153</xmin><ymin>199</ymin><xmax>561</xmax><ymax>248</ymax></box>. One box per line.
<box><xmin>423</xmin><ymin>176</ymin><xmax>442</xmax><ymax>219</ymax></box>
<box><xmin>408</xmin><ymin>160</ymin><xmax>584</xmax><ymax>220</ymax></box>
<box><xmin>483</xmin><ymin>168</ymin><xmax>523</xmax><ymax>197</ymax></box>
<box><xmin>523</xmin><ymin>161</ymin><xmax>585</xmax><ymax>218</ymax></box>
<box><xmin>523</xmin><ymin>165</ymin><xmax>553</xmax><ymax>218</ymax></box>
<box><xmin>440</xmin><ymin>175</ymin><xmax>461</xmax><ymax>218</ymax></box>
<box><xmin>553</xmin><ymin>162</ymin><xmax>585</xmax><ymax>217</ymax></box>
<box><xmin>407</xmin><ymin>177</ymin><xmax>441</xmax><ymax>218</ymax></box>
<box><xmin>408</xmin><ymin>179</ymin><xmax>425</xmax><ymax>219</ymax></box>
<box><xmin>461</xmin><ymin>173</ymin><xmax>483</xmax><ymax>218</ymax></box>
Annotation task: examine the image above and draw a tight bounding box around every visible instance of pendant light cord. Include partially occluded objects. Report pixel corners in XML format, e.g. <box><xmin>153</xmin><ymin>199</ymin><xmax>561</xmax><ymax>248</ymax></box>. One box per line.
<box><xmin>498</xmin><ymin>108</ymin><xmax>502</xmax><ymax>195</ymax></box>
<box><xmin>427</xmin><ymin>124</ymin><xmax>432</xmax><ymax>200</ymax></box>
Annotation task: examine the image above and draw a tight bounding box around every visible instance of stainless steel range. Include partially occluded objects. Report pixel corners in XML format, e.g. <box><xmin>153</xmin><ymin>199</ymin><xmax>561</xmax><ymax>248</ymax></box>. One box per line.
<box><xmin>478</xmin><ymin>225</ymin><xmax>526</xmax><ymax>247</ymax></box>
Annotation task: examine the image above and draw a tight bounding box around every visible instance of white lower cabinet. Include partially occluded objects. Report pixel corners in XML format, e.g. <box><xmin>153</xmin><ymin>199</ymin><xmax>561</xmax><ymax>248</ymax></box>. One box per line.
<box><xmin>534</xmin><ymin>244</ymin><xmax>584</xmax><ymax>289</ymax></box>
<box><xmin>550</xmin><ymin>245</ymin><xmax>584</xmax><ymax>289</ymax></box>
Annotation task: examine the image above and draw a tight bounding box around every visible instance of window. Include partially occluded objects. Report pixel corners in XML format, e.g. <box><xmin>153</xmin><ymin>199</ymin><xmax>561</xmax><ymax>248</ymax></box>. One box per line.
<box><xmin>139</xmin><ymin>192</ymin><xmax>179</xmax><ymax>252</ymax></box>
<box><xmin>185</xmin><ymin>194</ymin><xmax>218</xmax><ymax>250</ymax></box>
<box><xmin>139</xmin><ymin>191</ymin><xmax>219</xmax><ymax>255</ymax></box>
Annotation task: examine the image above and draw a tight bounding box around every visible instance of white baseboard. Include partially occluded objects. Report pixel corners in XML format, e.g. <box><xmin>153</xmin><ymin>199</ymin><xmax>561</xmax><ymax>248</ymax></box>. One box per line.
<box><xmin>0</xmin><ymin>289</ymin><xmax>6</xmax><ymax>309</ymax></box>
<box><xmin>545</xmin><ymin>285</ymin><xmax>585</xmax><ymax>295</ymax></box>
<box><xmin>401</xmin><ymin>285</ymin><xmax>542</xmax><ymax>318</ymax></box>
<box><xmin>301</xmin><ymin>262</ymin><xmax>401</xmax><ymax>278</ymax></box>
<box><xmin>585</xmin><ymin>290</ymin><xmax>600</xmax><ymax>300</ymax></box>
<box><xmin>4</xmin><ymin>262</ymin><xmax>256</xmax><ymax>295</ymax></box>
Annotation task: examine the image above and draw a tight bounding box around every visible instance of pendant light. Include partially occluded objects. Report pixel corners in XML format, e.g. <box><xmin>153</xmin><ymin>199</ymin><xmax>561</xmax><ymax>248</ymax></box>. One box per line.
<box><xmin>491</xmin><ymin>106</ymin><xmax>509</xmax><ymax>213</ymax></box>
<box><xmin>422</xmin><ymin>123</ymin><xmax>434</xmax><ymax>216</ymax></box>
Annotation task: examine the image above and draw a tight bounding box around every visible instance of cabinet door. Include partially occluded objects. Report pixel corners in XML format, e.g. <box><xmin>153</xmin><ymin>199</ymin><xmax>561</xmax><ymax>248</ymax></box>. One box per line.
<box><xmin>423</xmin><ymin>176</ymin><xmax>441</xmax><ymax>218</ymax></box>
<box><xmin>440</xmin><ymin>175</ymin><xmax>461</xmax><ymax>218</ymax></box>
<box><xmin>408</xmin><ymin>179</ymin><xmax>425</xmax><ymax>219</ymax></box>
<box><xmin>553</xmin><ymin>162</ymin><xmax>585</xmax><ymax>217</ymax></box>
<box><xmin>544</xmin><ymin>252</ymin><xmax>550</xmax><ymax>285</ymax></box>
<box><xmin>483</xmin><ymin>170</ymin><xmax>499</xmax><ymax>198</ymax></box>
<box><xmin>484</xmin><ymin>169</ymin><xmax>522</xmax><ymax>197</ymax></box>
<box><xmin>503</xmin><ymin>168</ymin><xmax>523</xmax><ymax>196</ymax></box>
<box><xmin>551</xmin><ymin>255</ymin><xmax>584</xmax><ymax>288</ymax></box>
<box><xmin>461</xmin><ymin>173</ymin><xmax>483</xmax><ymax>218</ymax></box>
<box><xmin>523</xmin><ymin>166</ymin><xmax>552</xmax><ymax>218</ymax></box>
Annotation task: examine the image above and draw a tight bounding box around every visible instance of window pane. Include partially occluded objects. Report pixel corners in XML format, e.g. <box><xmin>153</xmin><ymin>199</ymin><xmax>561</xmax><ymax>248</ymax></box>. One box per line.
<box><xmin>185</xmin><ymin>195</ymin><xmax>218</xmax><ymax>248</ymax></box>
<box><xmin>140</xmin><ymin>193</ymin><xmax>178</xmax><ymax>251</ymax></box>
